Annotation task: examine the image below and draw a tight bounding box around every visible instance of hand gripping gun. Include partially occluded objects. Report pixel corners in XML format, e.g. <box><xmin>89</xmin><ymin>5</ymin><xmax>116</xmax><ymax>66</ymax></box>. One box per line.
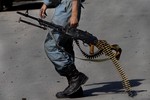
<box><xmin>17</xmin><ymin>11</ymin><xmax>136</xmax><ymax>97</ymax></box>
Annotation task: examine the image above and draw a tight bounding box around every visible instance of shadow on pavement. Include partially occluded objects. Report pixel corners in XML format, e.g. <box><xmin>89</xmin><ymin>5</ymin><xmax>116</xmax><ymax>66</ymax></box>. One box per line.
<box><xmin>83</xmin><ymin>79</ymin><xmax>146</xmax><ymax>97</ymax></box>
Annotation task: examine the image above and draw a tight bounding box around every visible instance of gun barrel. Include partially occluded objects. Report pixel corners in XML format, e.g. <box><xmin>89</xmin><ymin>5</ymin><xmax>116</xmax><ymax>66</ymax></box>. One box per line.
<box><xmin>16</xmin><ymin>11</ymin><xmax>64</xmax><ymax>31</ymax></box>
<box><xmin>18</xmin><ymin>17</ymin><xmax>46</xmax><ymax>30</ymax></box>
<box><xmin>17</xmin><ymin>11</ymin><xmax>39</xmax><ymax>21</ymax></box>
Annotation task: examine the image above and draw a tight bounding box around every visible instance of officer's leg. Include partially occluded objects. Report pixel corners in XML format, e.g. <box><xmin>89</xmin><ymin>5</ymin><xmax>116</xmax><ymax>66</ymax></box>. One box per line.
<box><xmin>56</xmin><ymin>34</ymin><xmax>84</xmax><ymax>98</ymax></box>
<box><xmin>44</xmin><ymin>30</ymin><xmax>88</xmax><ymax>98</ymax></box>
<box><xmin>44</xmin><ymin>31</ymin><xmax>74</xmax><ymax>75</ymax></box>
<box><xmin>58</xmin><ymin>34</ymin><xmax>75</xmax><ymax>60</ymax></box>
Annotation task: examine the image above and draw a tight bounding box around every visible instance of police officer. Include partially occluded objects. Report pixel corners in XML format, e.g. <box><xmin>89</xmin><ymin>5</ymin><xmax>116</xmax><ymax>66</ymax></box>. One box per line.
<box><xmin>40</xmin><ymin>0</ymin><xmax>88</xmax><ymax>98</ymax></box>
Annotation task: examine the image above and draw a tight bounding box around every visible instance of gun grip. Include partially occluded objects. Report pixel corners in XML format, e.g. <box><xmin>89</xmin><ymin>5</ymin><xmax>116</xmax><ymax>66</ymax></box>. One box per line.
<box><xmin>89</xmin><ymin>44</ymin><xmax>94</xmax><ymax>55</ymax></box>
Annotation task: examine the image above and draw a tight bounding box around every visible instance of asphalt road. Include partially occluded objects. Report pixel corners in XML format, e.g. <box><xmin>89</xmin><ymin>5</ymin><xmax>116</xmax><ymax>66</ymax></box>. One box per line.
<box><xmin>0</xmin><ymin>0</ymin><xmax>150</xmax><ymax>100</ymax></box>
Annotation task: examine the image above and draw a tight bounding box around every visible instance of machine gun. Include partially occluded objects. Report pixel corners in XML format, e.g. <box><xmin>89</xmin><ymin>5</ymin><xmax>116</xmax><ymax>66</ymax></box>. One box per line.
<box><xmin>17</xmin><ymin>11</ymin><xmax>121</xmax><ymax>59</ymax></box>
<box><xmin>17</xmin><ymin>11</ymin><xmax>136</xmax><ymax>97</ymax></box>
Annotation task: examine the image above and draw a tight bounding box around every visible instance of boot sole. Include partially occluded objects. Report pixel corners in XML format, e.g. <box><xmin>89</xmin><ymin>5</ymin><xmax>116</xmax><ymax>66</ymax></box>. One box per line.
<box><xmin>56</xmin><ymin>87</ymin><xmax>84</xmax><ymax>98</ymax></box>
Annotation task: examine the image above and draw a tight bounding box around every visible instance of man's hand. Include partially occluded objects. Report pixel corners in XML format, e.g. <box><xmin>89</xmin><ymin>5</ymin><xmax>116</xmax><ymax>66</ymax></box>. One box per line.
<box><xmin>69</xmin><ymin>0</ymin><xmax>79</xmax><ymax>28</ymax></box>
<box><xmin>69</xmin><ymin>16</ymin><xmax>78</xmax><ymax>28</ymax></box>
<box><xmin>40</xmin><ymin>4</ymin><xmax>47</xmax><ymax>18</ymax></box>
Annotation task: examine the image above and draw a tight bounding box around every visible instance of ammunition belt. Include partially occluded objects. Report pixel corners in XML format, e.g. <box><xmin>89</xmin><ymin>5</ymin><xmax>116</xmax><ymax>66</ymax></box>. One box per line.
<box><xmin>75</xmin><ymin>39</ymin><xmax>134</xmax><ymax>96</ymax></box>
<box><xmin>95</xmin><ymin>40</ymin><xmax>134</xmax><ymax>96</ymax></box>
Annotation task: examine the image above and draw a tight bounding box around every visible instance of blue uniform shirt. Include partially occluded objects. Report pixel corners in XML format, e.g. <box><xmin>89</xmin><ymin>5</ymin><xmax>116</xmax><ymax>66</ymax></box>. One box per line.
<box><xmin>43</xmin><ymin>0</ymin><xmax>81</xmax><ymax>27</ymax></box>
<box><xmin>44</xmin><ymin>0</ymin><xmax>73</xmax><ymax>27</ymax></box>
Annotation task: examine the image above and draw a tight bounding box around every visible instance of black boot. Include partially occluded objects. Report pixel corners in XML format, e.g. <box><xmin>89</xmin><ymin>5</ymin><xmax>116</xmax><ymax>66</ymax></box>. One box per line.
<box><xmin>56</xmin><ymin>64</ymin><xmax>88</xmax><ymax>98</ymax></box>
<box><xmin>64</xmin><ymin>72</ymin><xmax>88</xmax><ymax>95</ymax></box>
<box><xmin>56</xmin><ymin>74</ymin><xmax>84</xmax><ymax>98</ymax></box>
